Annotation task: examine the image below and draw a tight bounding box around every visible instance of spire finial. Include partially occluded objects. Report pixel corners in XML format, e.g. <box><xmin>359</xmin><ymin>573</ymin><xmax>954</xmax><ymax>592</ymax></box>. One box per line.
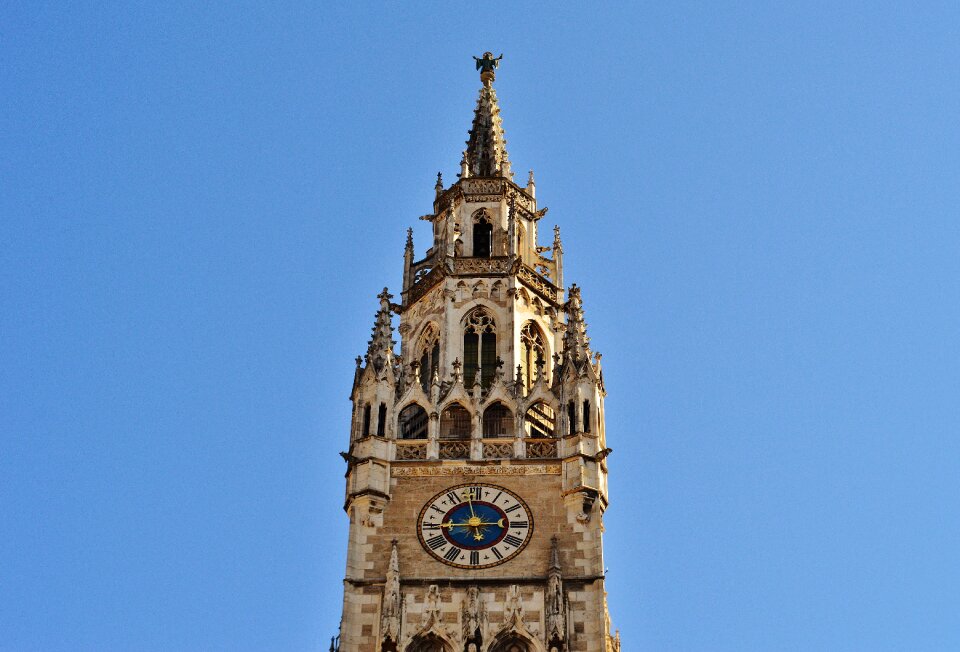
<box><xmin>473</xmin><ymin>51</ymin><xmax>503</xmax><ymax>86</ymax></box>
<box><xmin>405</xmin><ymin>227</ymin><xmax>414</xmax><ymax>250</ymax></box>
<box><xmin>435</xmin><ymin>171</ymin><xmax>443</xmax><ymax>196</ymax></box>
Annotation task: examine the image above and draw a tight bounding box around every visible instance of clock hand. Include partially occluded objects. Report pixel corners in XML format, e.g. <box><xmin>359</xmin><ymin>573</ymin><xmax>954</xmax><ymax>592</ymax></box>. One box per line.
<box><xmin>461</xmin><ymin>488</ymin><xmax>477</xmax><ymax>519</ymax></box>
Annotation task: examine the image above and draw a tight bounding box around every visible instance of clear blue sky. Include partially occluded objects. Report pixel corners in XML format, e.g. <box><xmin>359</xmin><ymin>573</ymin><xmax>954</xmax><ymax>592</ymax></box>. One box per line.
<box><xmin>3</xmin><ymin>3</ymin><xmax>959</xmax><ymax>651</ymax></box>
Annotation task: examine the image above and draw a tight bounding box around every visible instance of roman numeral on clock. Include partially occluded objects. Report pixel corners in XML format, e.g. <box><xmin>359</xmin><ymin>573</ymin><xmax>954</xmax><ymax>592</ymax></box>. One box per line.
<box><xmin>491</xmin><ymin>547</ymin><xmax>503</xmax><ymax>560</ymax></box>
<box><xmin>504</xmin><ymin>534</ymin><xmax>523</xmax><ymax>548</ymax></box>
<box><xmin>509</xmin><ymin>520</ymin><xmax>528</xmax><ymax>529</ymax></box>
<box><xmin>469</xmin><ymin>551</ymin><xmax>479</xmax><ymax>566</ymax></box>
<box><xmin>443</xmin><ymin>547</ymin><xmax>462</xmax><ymax>562</ymax></box>
<box><xmin>426</xmin><ymin>536</ymin><xmax>446</xmax><ymax>550</ymax></box>
<box><xmin>504</xmin><ymin>504</ymin><xmax>522</xmax><ymax>514</ymax></box>
<box><xmin>446</xmin><ymin>492</ymin><xmax>462</xmax><ymax>505</ymax></box>
<box><xmin>423</xmin><ymin>523</ymin><xmax>441</xmax><ymax>530</ymax></box>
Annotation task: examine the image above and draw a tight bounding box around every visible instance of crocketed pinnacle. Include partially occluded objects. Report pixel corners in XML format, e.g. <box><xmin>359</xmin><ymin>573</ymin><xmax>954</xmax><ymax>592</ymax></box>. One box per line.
<box><xmin>366</xmin><ymin>288</ymin><xmax>396</xmax><ymax>369</ymax></box>
<box><xmin>464</xmin><ymin>82</ymin><xmax>512</xmax><ymax>179</ymax></box>
<box><xmin>562</xmin><ymin>284</ymin><xmax>592</xmax><ymax>362</ymax></box>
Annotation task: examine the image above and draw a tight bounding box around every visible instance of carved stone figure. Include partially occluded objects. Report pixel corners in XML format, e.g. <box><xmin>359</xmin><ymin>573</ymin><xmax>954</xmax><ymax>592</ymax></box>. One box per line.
<box><xmin>421</xmin><ymin>585</ymin><xmax>443</xmax><ymax>629</ymax></box>
<box><xmin>380</xmin><ymin>540</ymin><xmax>402</xmax><ymax>643</ymax></box>
<box><xmin>545</xmin><ymin>537</ymin><xmax>566</xmax><ymax>645</ymax></box>
<box><xmin>504</xmin><ymin>585</ymin><xmax>524</xmax><ymax>626</ymax></box>
<box><xmin>461</xmin><ymin>586</ymin><xmax>486</xmax><ymax>640</ymax></box>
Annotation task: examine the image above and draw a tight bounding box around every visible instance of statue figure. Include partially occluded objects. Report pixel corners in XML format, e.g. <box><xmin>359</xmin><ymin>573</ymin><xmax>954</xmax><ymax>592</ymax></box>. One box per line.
<box><xmin>380</xmin><ymin>540</ymin><xmax>402</xmax><ymax>642</ymax></box>
<box><xmin>461</xmin><ymin>586</ymin><xmax>487</xmax><ymax>640</ymax></box>
<box><xmin>473</xmin><ymin>52</ymin><xmax>504</xmax><ymax>84</ymax></box>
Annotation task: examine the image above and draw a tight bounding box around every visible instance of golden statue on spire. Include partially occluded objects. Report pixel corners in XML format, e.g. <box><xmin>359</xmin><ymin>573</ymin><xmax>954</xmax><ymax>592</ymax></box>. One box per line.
<box><xmin>473</xmin><ymin>51</ymin><xmax>503</xmax><ymax>85</ymax></box>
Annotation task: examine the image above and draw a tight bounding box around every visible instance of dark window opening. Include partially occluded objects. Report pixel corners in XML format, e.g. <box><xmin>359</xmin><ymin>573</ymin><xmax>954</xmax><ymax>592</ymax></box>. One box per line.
<box><xmin>582</xmin><ymin>399</ymin><xmax>591</xmax><ymax>433</ymax></box>
<box><xmin>439</xmin><ymin>403</ymin><xmax>471</xmax><ymax>440</ymax></box>
<box><xmin>362</xmin><ymin>403</ymin><xmax>371</xmax><ymax>437</ymax></box>
<box><xmin>377</xmin><ymin>403</ymin><xmax>387</xmax><ymax>436</ymax></box>
<box><xmin>525</xmin><ymin>402</ymin><xmax>556</xmax><ymax>438</ymax></box>
<box><xmin>399</xmin><ymin>404</ymin><xmax>428</xmax><ymax>440</ymax></box>
<box><xmin>483</xmin><ymin>402</ymin><xmax>513</xmax><ymax>437</ymax></box>
<box><xmin>567</xmin><ymin>400</ymin><xmax>577</xmax><ymax>434</ymax></box>
<box><xmin>473</xmin><ymin>217</ymin><xmax>493</xmax><ymax>257</ymax></box>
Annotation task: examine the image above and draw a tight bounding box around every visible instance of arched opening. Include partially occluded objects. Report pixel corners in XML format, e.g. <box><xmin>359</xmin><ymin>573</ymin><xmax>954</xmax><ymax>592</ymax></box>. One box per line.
<box><xmin>439</xmin><ymin>403</ymin><xmax>471</xmax><ymax>440</ymax></box>
<box><xmin>490</xmin><ymin>638</ymin><xmax>531</xmax><ymax>652</ymax></box>
<box><xmin>417</xmin><ymin>324</ymin><xmax>441</xmax><ymax>393</ymax></box>
<box><xmin>362</xmin><ymin>403</ymin><xmax>371</xmax><ymax>437</ymax></box>
<box><xmin>525</xmin><ymin>402</ymin><xmax>556</xmax><ymax>438</ymax></box>
<box><xmin>377</xmin><ymin>403</ymin><xmax>387</xmax><ymax>436</ymax></box>
<box><xmin>482</xmin><ymin>402</ymin><xmax>513</xmax><ymax>438</ymax></box>
<box><xmin>519</xmin><ymin>321</ymin><xmax>546</xmax><ymax>393</ymax></box>
<box><xmin>398</xmin><ymin>403</ymin><xmax>428</xmax><ymax>440</ymax></box>
<box><xmin>405</xmin><ymin>634</ymin><xmax>452</xmax><ymax>652</ymax></box>
<box><xmin>473</xmin><ymin>214</ymin><xmax>493</xmax><ymax>257</ymax></box>
<box><xmin>567</xmin><ymin>400</ymin><xmax>577</xmax><ymax>434</ymax></box>
<box><xmin>463</xmin><ymin>308</ymin><xmax>496</xmax><ymax>388</ymax></box>
<box><xmin>582</xmin><ymin>399</ymin><xmax>591</xmax><ymax>433</ymax></box>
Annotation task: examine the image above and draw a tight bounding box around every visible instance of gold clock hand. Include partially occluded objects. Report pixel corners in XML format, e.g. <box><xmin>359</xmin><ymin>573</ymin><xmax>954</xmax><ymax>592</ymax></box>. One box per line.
<box><xmin>461</xmin><ymin>488</ymin><xmax>477</xmax><ymax>519</ymax></box>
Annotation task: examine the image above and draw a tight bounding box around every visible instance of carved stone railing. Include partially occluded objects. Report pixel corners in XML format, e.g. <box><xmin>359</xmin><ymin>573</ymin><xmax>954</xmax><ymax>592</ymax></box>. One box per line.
<box><xmin>525</xmin><ymin>439</ymin><xmax>558</xmax><ymax>459</ymax></box>
<box><xmin>406</xmin><ymin>266</ymin><xmax>444</xmax><ymax>306</ymax></box>
<box><xmin>438</xmin><ymin>441</ymin><xmax>471</xmax><ymax>460</ymax></box>
<box><xmin>451</xmin><ymin>256</ymin><xmax>513</xmax><ymax>276</ymax></box>
<box><xmin>395</xmin><ymin>442</ymin><xmax>427</xmax><ymax>461</ymax></box>
<box><xmin>482</xmin><ymin>440</ymin><xmax>514</xmax><ymax>459</ymax></box>
<box><xmin>518</xmin><ymin>264</ymin><xmax>558</xmax><ymax>303</ymax></box>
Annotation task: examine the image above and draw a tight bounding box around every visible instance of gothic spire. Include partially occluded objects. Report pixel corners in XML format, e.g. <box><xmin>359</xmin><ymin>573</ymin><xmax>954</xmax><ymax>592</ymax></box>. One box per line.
<box><xmin>463</xmin><ymin>53</ymin><xmax>512</xmax><ymax>179</ymax></box>
<box><xmin>366</xmin><ymin>288</ymin><xmax>396</xmax><ymax>371</ymax></box>
<box><xmin>562</xmin><ymin>284</ymin><xmax>592</xmax><ymax>363</ymax></box>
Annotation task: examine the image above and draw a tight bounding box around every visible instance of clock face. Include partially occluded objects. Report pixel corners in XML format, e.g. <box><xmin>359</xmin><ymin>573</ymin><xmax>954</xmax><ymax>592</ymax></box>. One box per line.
<box><xmin>416</xmin><ymin>483</ymin><xmax>534</xmax><ymax>569</ymax></box>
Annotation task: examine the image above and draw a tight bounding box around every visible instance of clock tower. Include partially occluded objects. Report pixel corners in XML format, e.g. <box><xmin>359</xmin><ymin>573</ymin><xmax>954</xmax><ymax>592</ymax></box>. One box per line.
<box><xmin>337</xmin><ymin>55</ymin><xmax>619</xmax><ymax>652</ymax></box>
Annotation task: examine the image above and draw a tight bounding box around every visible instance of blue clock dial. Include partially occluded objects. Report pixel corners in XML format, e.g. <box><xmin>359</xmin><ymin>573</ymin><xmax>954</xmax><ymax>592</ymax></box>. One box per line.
<box><xmin>417</xmin><ymin>483</ymin><xmax>533</xmax><ymax>569</ymax></box>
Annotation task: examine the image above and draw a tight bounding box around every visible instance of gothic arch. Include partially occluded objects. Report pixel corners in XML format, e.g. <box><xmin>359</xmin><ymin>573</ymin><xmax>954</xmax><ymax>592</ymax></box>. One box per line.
<box><xmin>461</xmin><ymin>306</ymin><xmax>497</xmax><ymax>388</ymax></box>
<box><xmin>405</xmin><ymin>633</ymin><xmax>454</xmax><ymax>652</ymax></box>
<box><xmin>416</xmin><ymin>322</ymin><xmax>441</xmax><ymax>391</ymax></box>
<box><xmin>488</xmin><ymin>631</ymin><xmax>546</xmax><ymax>652</ymax></box>
<box><xmin>472</xmin><ymin>208</ymin><xmax>494</xmax><ymax>257</ymax></box>
<box><xmin>482</xmin><ymin>401</ymin><xmax>513</xmax><ymax>438</ymax></box>
<box><xmin>398</xmin><ymin>402</ymin><xmax>429</xmax><ymax>440</ymax></box>
<box><xmin>519</xmin><ymin>320</ymin><xmax>548</xmax><ymax>393</ymax></box>
<box><xmin>439</xmin><ymin>401</ymin><xmax>472</xmax><ymax>440</ymax></box>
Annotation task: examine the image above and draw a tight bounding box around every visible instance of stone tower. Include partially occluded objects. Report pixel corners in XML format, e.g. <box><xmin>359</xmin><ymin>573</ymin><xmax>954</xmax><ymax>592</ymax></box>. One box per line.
<box><xmin>337</xmin><ymin>55</ymin><xmax>619</xmax><ymax>652</ymax></box>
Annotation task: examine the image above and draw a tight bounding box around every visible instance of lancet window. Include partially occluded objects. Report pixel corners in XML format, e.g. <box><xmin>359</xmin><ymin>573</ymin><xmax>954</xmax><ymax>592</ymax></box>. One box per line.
<box><xmin>519</xmin><ymin>321</ymin><xmax>546</xmax><ymax>392</ymax></box>
<box><xmin>482</xmin><ymin>402</ymin><xmax>513</xmax><ymax>438</ymax></box>
<box><xmin>361</xmin><ymin>403</ymin><xmax>371</xmax><ymax>437</ymax></box>
<box><xmin>377</xmin><ymin>402</ymin><xmax>387</xmax><ymax>436</ymax></box>
<box><xmin>582</xmin><ymin>399</ymin><xmax>591</xmax><ymax>433</ymax></box>
<box><xmin>439</xmin><ymin>403</ymin><xmax>471</xmax><ymax>440</ymax></box>
<box><xmin>525</xmin><ymin>402</ymin><xmax>556</xmax><ymax>438</ymax></box>
<box><xmin>463</xmin><ymin>308</ymin><xmax>496</xmax><ymax>388</ymax></box>
<box><xmin>473</xmin><ymin>210</ymin><xmax>493</xmax><ymax>257</ymax></box>
<box><xmin>417</xmin><ymin>323</ymin><xmax>441</xmax><ymax>393</ymax></box>
<box><xmin>398</xmin><ymin>403</ymin><xmax>428</xmax><ymax>440</ymax></box>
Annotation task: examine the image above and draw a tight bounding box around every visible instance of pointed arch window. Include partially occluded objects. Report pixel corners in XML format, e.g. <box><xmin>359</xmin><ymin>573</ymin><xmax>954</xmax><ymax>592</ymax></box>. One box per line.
<box><xmin>417</xmin><ymin>324</ymin><xmax>441</xmax><ymax>393</ymax></box>
<box><xmin>482</xmin><ymin>402</ymin><xmax>513</xmax><ymax>438</ymax></box>
<box><xmin>582</xmin><ymin>399</ymin><xmax>591</xmax><ymax>433</ymax></box>
<box><xmin>377</xmin><ymin>403</ymin><xmax>387</xmax><ymax>436</ymax></box>
<box><xmin>525</xmin><ymin>402</ymin><xmax>556</xmax><ymax>438</ymax></box>
<box><xmin>463</xmin><ymin>308</ymin><xmax>496</xmax><ymax>388</ymax></box>
<box><xmin>567</xmin><ymin>400</ymin><xmax>577</xmax><ymax>434</ymax></box>
<box><xmin>362</xmin><ymin>403</ymin><xmax>371</xmax><ymax>437</ymax></box>
<box><xmin>520</xmin><ymin>321</ymin><xmax>546</xmax><ymax>393</ymax></box>
<box><xmin>473</xmin><ymin>213</ymin><xmax>493</xmax><ymax>257</ymax></box>
<box><xmin>398</xmin><ymin>403</ymin><xmax>428</xmax><ymax>440</ymax></box>
<box><xmin>439</xmin><ymin>403</ymin><xmax>471</xmax><ymax>440</ymax></box>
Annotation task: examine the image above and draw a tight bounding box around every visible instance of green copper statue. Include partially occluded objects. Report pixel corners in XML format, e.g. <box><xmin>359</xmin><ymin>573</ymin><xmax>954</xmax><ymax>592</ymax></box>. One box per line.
<box><xmin>474</xmin><ymin>51</ymin><xmax>503</xmax><ymax>85</ymax></box>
